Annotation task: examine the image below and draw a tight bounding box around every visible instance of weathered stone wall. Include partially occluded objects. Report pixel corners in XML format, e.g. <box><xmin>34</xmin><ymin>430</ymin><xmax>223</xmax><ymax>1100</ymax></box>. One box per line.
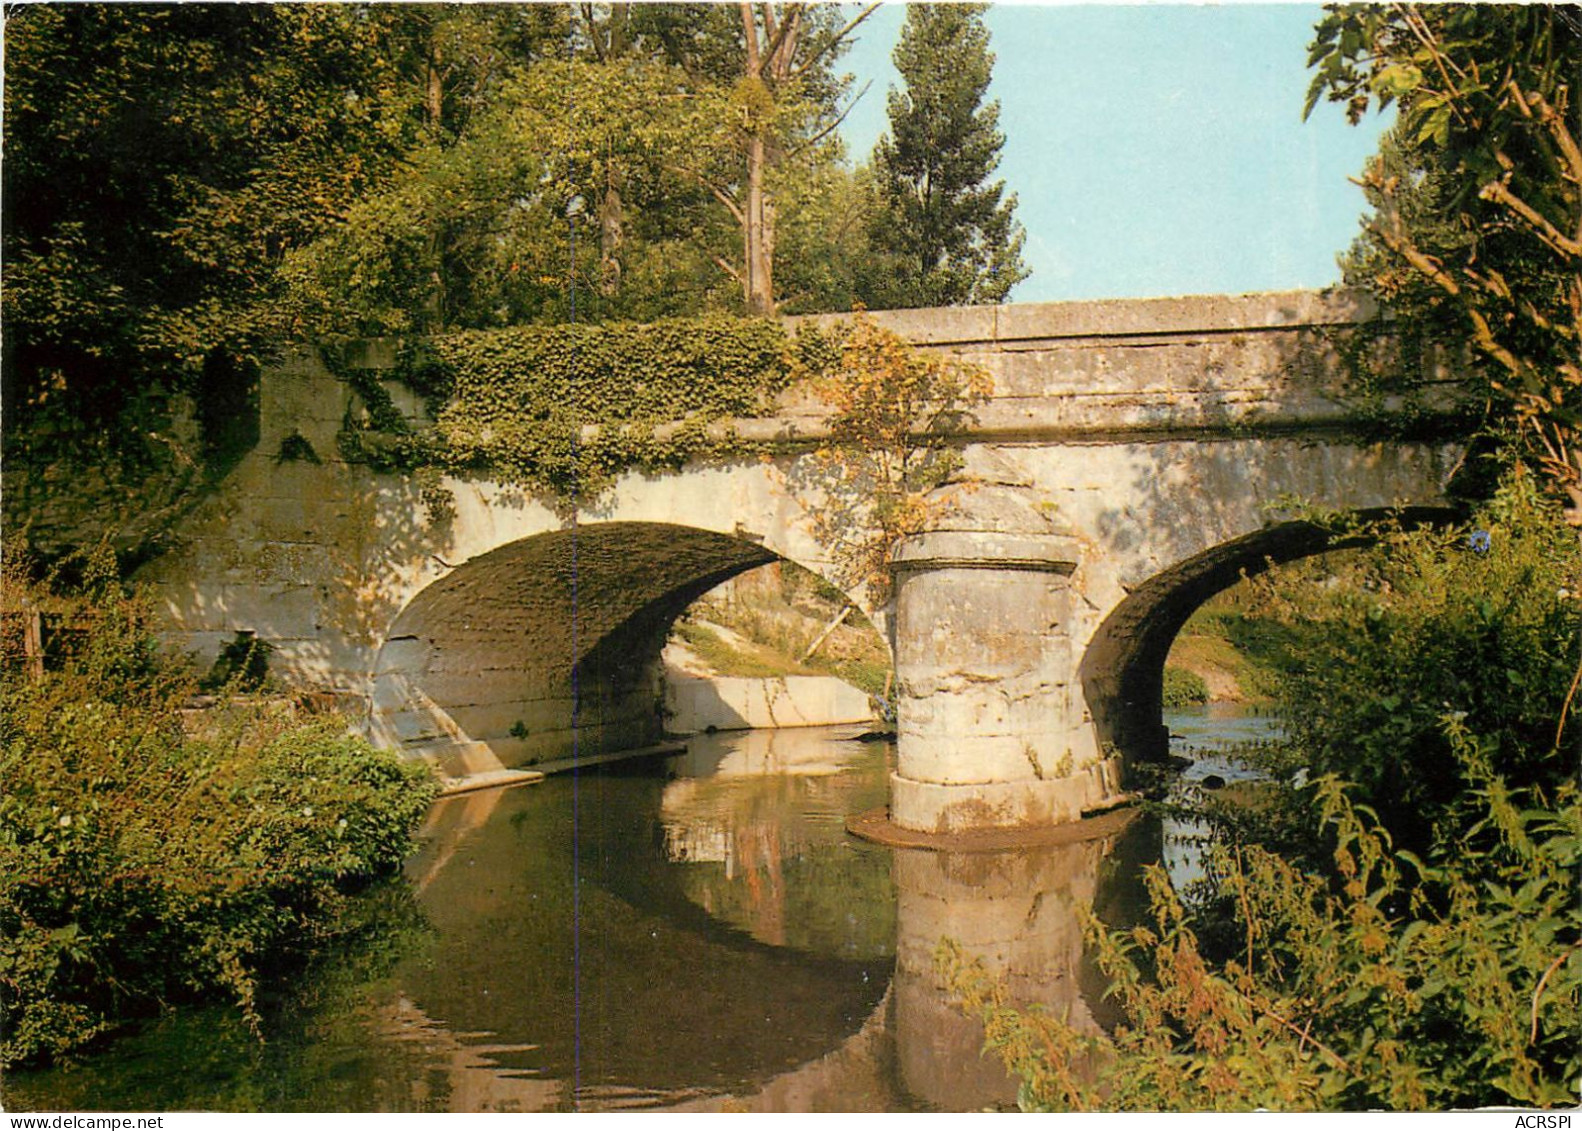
<box><xmin>370</xmin><ymin>523</ymin><xmax>779</xmax><ymax>770</ymax></box>
<box><xmin>130</xmin><ymin>343</ymin><xmax>872</xmax><ymax>780</ymax></box>
<box><xmin>664</xmin><ymin>672</ymin><xmax>875</xmax><ymax>733</ymax></box>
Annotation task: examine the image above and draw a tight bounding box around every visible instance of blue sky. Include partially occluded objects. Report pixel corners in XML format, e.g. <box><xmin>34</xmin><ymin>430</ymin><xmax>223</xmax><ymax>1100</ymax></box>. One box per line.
<box><xmin>835</xmin><ymin>3</ymin><xmax>1394</xmax><ymax>304</ymax></box>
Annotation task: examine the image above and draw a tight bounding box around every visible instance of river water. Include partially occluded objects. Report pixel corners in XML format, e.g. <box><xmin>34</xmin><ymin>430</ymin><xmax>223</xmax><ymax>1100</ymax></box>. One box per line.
<box><xmin>4</xmin><ymin>709</ymin><xmax>1276</xmax><ymax>1113</ymax></box>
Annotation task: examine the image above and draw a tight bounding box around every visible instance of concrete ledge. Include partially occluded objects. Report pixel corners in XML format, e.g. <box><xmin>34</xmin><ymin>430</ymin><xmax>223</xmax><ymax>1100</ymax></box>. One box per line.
<box><xmin>989</xmin><ymin>289</ymin><xmax>1376</xmax><ymax>344</ymax></box>
<box><xmin>789</xmin><ymin>289</ymin><xmax>1376</xmax><ymax>347</ymax></box>
<box><xmin>437</xmin><ymin>768</ymin><xmax>545</xmax><ymax>797</ymax></box>
<box><xmin>891</xmin><ymin>531</ymin><xmax>1082</xmax><ymax>574</ymax></box>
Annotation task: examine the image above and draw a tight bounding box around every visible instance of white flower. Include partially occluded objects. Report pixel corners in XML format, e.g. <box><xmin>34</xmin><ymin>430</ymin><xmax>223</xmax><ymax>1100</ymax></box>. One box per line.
<box><xmin>302</xmin><ymin>806</ymin><xmax>314</xmax><ymax>818</ymax></box>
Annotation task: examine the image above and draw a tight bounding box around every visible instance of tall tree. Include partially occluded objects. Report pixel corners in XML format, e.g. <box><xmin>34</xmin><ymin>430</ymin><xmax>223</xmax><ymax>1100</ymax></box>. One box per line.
<box><xmin>633</xmin><ymin>2</ymin><xmax>875</xmax><ymax>315</ymax></box>
<box><xmin>1</xmin><ymin>4</ymin><xmax>564</xmax><ymax>466</ymax></box>
<box><xmin>280</xmin><ymin>54</ymin><xmax>734</xmax><ymax>333</ymax></box>
<box><xmin>865</xmin><ymin>3</ymin><xmax>1027</xmax><ymax>308</ymax></box>
<box><xmin>1308</xmin><ymin>4</ymin><xmax>1582</xmax><ymax>526</ymax></box>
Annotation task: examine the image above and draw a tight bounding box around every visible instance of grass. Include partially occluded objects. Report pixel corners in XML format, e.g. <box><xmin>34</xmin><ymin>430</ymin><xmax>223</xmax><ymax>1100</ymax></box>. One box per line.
<box><xmin>1167</xmin><ymin>603</ymin><xmax>1304</xmax><ymax>705</ymax></box>
<box><xmin>669</xmin><ymin>562</ymin><xmax>893</xmax><ymax>697</ymax></box>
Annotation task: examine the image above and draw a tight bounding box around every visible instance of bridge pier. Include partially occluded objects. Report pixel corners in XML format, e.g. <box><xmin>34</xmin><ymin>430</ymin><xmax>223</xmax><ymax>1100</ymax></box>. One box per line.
<box><xmin>889</xmin><ymin>531</ymin><xmax>1127</xmax><ymax>834</ymax></box>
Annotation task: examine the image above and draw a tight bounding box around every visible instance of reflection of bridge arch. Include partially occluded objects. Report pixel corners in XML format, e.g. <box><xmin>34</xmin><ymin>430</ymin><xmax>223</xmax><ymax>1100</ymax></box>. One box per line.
<box><xmin>370</xmin><ymin>521</ymin><xmax>881</xmax><ymax>775</ymax></box>
<box><xmin>403</xmin><ymin>769</ymin><xmax>892</xmax><ymax>1105</ymax></box>
<box><xmin>397</xmin><ymin>731</ymin><xmax>1153</xmax><ymax>1112</ymax></box>
<box><xmin>1078</xmin><ymin>506</ymin><xmax>1461</xmax><ymax>761</ymax></box>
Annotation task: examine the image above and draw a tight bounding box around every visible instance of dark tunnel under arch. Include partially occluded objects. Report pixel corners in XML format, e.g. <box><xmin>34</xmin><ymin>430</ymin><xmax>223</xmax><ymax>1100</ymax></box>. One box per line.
<box><xmin>371</xmin><ymin>522</ymin><xmax>803</xmax><ymax>769</ymax></box>
<box><xmin>1079</xmin><ymin>506</ymin><xmax>1462</xmax><ymax>764</ymax></box>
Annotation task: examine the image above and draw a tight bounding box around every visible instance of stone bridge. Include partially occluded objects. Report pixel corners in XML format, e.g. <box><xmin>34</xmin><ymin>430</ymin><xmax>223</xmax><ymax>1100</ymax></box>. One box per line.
<box><xmin>136</xmin><ymin>289</ymin><xmax>1463</xmax><ymax>835</ymax></box>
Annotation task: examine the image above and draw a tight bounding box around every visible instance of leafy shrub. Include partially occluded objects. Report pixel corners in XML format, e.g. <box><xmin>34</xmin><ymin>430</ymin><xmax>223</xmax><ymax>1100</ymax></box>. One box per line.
<box><xmin>0</xmin><ymin>552</ymin><xmax>436</xmax><ymax>1067</ymax></box>
<box><xmin>1161</xmin><ymin>665</ymin><xmax>1210</xmax><ymax>709</ymax></box>
<box><xmin>797</xmin><ymin>312</ymin><xmax>993</xmax><ymax>597</ymax></box>
<box><xmin>1248</xmin><ymin>473</ymin><xmax>1579</xmax><ymax>860</ymax></box>
<box><xmin>941</xmin><ymin>772</ymin><xmax>1580</xmax><ymax>1111</ymax></box>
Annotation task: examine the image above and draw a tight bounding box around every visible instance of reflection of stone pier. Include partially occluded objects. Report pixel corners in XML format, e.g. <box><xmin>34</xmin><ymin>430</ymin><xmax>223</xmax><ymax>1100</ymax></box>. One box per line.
<box><xmin>889</xmin><ymin>815</ymin><xmax>1138</xmax><ymax>1110</ymax></box>
<box><xmin>364</xmin><ymin>729</ymin><xmax>1150</xmax><ymax>1112</ymax></box>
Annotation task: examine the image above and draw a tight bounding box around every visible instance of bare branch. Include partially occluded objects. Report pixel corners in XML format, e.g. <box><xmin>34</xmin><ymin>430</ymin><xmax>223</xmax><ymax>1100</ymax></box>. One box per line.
<box><xmin>1518</xmin><ymin>84</ymin><xmax>1582</xmax><ymax>242</ymax></box>
<box><xmin>740</xmin><ymin>2</ymin><xmax>763</xmax><ymax>77</ymax></box>
<box><xmin>759</xmin><ymin>3</ymin><xmax>803</xmax><ymax>81</ymax></box>
<box><xmin>665</xmin><ymin>163</ymin><xmax>745</xmax><ymax>227</ymax></box>
<box><xmin>1393</xmin><ymin>3</ymin><xmax>1474</xmax><ymax>123</ymax></box>
<box><xmin>793</xmin><ymin>3</ymin><xmax>881</xmax><ymax>80</ymax></box>
<box><xmin>1531</xmin><ymin>945</ymin><xmax>1580</xmax><ymax>1042</ymax></box>
<box><xmin>1372</xmin><ymin>206</ymin><xmax>1533</xmax><ymax>379</ymax></box>
<box><xmin>1367</xmin><ymin>210</ymin><xmax>1463</xmax><ymax>298</ymax></box>
<box><xmin>792</xmin><ymin>80</ymin><xmax>872</xmax><ymax>154</ymax></box>
<box><xmin>704</xmin><ymin>248</ymin><xmax>743</xmax><ymax>286</ymax></box>
<box><xmin>1480</xmin><ymin>179</ymin><xmax>1582</xmax><ymax>259</ymax></box>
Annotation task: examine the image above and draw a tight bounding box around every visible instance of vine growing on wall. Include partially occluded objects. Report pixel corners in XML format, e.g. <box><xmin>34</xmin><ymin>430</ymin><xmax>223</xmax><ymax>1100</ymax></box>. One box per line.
<box><xmin>324</xmin><ymin>315</ymin><xmax>839</xmax><ymax>504</ymax></box>
<box><xmin>319</xmin><ymin>311</ymin><xmax>991</xmax><ymax>585</ymax></box>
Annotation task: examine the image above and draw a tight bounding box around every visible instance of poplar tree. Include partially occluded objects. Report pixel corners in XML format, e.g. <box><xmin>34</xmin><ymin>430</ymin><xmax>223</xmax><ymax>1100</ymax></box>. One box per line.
<box><xmin>867</xmin><ymin>3</ymin><xmax>1028</xmax><ymax>308</ymax></box>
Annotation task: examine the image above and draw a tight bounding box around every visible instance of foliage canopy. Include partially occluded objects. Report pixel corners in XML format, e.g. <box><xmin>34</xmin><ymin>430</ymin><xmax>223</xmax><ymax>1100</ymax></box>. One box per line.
<box><xmin>866</xmin><ymin>3</ymin><xmax>1028</xmax><ymax>308</ymax></box>
<box><xmin>1308</xmin><ymin>4</ymin><xmax>1582</xmax><ymax>524</ymax></box>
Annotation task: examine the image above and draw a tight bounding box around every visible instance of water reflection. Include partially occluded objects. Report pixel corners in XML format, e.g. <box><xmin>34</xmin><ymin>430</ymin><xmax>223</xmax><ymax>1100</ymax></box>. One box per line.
<box><xmin>396</xmin><ymin>727</ymin><xmax>895</xmax><ymax>1109</ymax></box>
<box><xmin>891</xmin><ymin>818</ymin><xmax>1155</xmax><ymax>1109</ymax></box>
<box><xmin>1162</xmin><ymin>704</ymin><xmax>1283</xmax><ymax>889</ymax></box>
<box><xmin>658</xmin><ymin>727</ymin><xmax>895</xmax><ymax>957</ymax></box>
<box><xmin>7</xmin><ymin>722</ymin><xmax>1171</xmax><ymax>1113</ymax></box>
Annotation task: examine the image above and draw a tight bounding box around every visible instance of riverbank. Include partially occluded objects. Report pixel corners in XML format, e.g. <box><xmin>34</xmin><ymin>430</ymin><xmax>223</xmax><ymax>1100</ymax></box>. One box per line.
<box><xmin>664</xmin><ymin>561</ymin><xmax>892</xmax><ymax>730</ymax></box>
<box><xmin>1163</xmin><ymin>589</ymin><xmax>1302</xmax><ymax>706</ymax></box>
<box><xmin>0</xmin><ymin>557</ymin><xmax>437</xmax><ymax>1071</ymax></box>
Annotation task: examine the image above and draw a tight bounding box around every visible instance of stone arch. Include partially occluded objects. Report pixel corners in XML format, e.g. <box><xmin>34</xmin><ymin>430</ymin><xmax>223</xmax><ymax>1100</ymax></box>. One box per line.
<box><xmin>368</xmin><ymin>520</ymin><xmax>878</xmax><ymax>776</ymax></box>
<box><xmin>1078</xmin><ymin>506</ymin><xmax>1461</xmax><ymax>763</ymax></box>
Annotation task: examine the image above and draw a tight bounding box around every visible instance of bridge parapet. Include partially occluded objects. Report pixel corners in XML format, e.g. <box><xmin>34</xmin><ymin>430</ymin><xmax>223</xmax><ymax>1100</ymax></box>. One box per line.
<box><xmin>267</xmin><ymin>290</ymin><xmax>1455</xmax><ymax>460</ymax></box>
<box><xmin>777</xmin><ymin>289</ymin><xmax>1457</xmax><ymax>443</ymax></box>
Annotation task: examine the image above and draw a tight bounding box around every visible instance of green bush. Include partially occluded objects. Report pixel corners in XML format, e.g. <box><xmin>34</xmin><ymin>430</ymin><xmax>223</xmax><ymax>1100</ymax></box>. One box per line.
<box><xmin>0</xmin><ymin>553</ymin><xmax>437</xmax><ymax>1067</ymax></box>
<box><xmin>1161</xmin><ymin>665</ymin><xmax>1210</xmax><ymax>709</ymax></box>
<box><xmin>941</xmin><ymin>772</ymin><xmax>1581</xmax><ymax>1111</ymax></box>
<box><xmin>1252</xmin><ymin>474</ymin><xmax>1579</xmax><ymax>860</ymax></box>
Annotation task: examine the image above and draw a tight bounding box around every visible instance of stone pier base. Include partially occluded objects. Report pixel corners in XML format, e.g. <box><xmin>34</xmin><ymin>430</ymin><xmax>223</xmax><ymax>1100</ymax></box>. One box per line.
<box><xmin>889</xmin><ymin>756</ymin><xmax>1126</xmax><ymax>835</ymax></box>
<box><xmin>889</xmin><ymin>529</ymin><xmax>1129</xmax><ymax>836</ymax></box>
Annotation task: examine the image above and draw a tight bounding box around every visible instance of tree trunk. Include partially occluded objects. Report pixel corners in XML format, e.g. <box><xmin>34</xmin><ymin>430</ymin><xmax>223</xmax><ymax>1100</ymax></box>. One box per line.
<box><xmin>425</xmin><ymin>37</ymin><xmax>444</xmax><ymax>137</ymax></box>
<box><xmin>739</xmin><ymin>4</ymin><xmax>773</xmax><ymax>315</ymax></box>
<box><xmin>600</xmin><ymin>163</ymin><xmax>624</xmax><ymax>298</ymax></box>
<box><xmin>744</xmin><ymin>131</ymin><xmax>774</xmax><ymax>315</ymax></box>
